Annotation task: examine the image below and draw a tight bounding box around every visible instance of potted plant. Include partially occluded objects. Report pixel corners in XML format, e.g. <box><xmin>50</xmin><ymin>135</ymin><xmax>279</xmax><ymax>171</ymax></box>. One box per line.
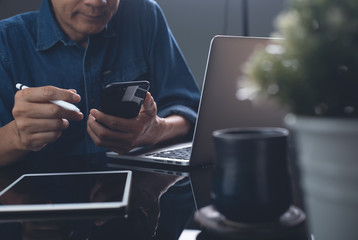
<box><xmin>241</xmin><ymin>0</ymin><xmax>358</xmax><ymax>239</ymax></box>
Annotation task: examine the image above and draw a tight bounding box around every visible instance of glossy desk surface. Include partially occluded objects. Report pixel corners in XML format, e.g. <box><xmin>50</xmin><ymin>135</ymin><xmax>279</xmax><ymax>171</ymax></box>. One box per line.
<box><xmin>0</xmin><ymin>152</ymin><xmax>308</xmax><ymax>240</ymax></box>
<box><xmin>0</xmin><ymin>153</ymin><xmax>213</xmax><ymax>240</ymax></box>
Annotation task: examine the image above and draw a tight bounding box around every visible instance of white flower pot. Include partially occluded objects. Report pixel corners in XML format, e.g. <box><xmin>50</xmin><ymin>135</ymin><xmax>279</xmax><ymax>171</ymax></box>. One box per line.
<box><xmin>285</xmin><ymin>115</ymin><xmax>358</xmax><ymax>240</ymax></box>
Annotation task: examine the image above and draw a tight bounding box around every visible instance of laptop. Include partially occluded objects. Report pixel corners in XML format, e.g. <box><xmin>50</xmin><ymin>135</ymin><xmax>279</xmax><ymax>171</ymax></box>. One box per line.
<box><xmin>106</xmin><ymin>35</ymin><xmax>286</xmax><ymax>167</ymax></box>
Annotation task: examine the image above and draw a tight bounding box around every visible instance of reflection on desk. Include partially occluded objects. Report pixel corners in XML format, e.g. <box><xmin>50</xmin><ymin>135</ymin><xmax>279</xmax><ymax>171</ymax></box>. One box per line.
<box><xmin>0</xmin><ymin>153</ymin><xmax>200</xmax><ymax>240</ymax></box>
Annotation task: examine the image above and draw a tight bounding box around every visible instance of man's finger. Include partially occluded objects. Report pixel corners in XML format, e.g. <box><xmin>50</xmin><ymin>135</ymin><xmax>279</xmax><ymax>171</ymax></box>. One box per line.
<box><xmin>17</xmin><ymin>86</ymin><xmax>81</xmax><ymax>104</ymax></box>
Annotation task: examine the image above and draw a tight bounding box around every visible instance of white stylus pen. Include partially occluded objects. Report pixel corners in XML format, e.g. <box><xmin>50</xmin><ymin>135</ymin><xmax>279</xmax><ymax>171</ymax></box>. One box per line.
<box><xmin>16</xmin><ymin>83</ymin><xmax>80</xmax><ymax>112</ymax></box>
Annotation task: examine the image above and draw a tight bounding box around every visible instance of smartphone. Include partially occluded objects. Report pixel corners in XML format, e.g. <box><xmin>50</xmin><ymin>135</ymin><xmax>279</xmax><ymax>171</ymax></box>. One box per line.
<box><xmin>100</xmin><ymin>80</ymin><xmax>150</xmax><ymax>118</ymax></box>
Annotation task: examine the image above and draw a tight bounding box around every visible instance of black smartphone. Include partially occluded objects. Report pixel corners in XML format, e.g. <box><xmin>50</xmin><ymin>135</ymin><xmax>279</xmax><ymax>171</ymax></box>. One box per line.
<box><xmin>100</xmin><ymin>80</ymin><xmax>150</xmax><ymax>118</ymax></box>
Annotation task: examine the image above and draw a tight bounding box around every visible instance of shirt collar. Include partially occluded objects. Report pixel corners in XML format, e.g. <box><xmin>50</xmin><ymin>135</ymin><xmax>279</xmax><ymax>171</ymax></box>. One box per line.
<box><xmin>36</xmin><ymin>0</ymin><xmax>119</xmax><ymax>51</ymax></box>
<box><xmin>36</xmin><ymin>0</ymin><xmax>71</xmax><ymax>51</ymax></box>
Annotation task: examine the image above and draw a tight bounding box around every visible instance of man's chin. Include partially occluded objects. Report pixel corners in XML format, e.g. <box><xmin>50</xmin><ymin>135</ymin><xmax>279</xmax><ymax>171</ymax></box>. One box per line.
<box><xmin>80</xmin><ymin>25</ymin><xmax>107</xmax><ymax>36</ymax></box>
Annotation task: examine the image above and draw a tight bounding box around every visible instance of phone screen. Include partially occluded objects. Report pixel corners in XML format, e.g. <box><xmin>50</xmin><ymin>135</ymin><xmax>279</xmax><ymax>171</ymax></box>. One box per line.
<box><xmin>100</xmin><ymin>81</ymin><xmax>150</xmax><ymax>118</ymax></box>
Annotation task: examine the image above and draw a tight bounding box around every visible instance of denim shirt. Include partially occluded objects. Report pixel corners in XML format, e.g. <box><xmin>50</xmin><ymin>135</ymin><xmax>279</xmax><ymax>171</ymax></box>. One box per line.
<box><xmin>0</xmin><ymin>0</ymin><xmax>200</xmax><ymax>155</ymax></box>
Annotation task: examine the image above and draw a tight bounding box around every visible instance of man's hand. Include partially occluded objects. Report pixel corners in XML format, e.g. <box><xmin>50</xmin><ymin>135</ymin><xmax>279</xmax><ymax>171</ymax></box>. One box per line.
<box><xmin>87</xmin><ymin>92</ymin><xmax>165</xmax><ymax>154</ymax></box>
<box><xmin>87</xmin><ymin>92</ymin><xmax>191</xmax><ymax>154</ymax></box>
<box><xmin>12</xmin><ymin>86</ymin><xmax>83</xmax><ymax>151</ymax></box>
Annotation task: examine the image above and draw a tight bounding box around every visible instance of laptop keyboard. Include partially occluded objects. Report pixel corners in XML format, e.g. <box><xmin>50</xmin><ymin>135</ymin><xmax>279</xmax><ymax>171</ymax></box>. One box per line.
<box><xmin>145</xmin><ymin>146</ymin><xmax>192</xmax><ymax>160</ymax></box>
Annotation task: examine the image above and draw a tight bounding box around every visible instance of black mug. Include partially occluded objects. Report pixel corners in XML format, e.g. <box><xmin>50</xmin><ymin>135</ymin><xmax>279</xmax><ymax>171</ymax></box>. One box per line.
<box><xmin>211</xmin><ymin>127</ymin><xmax>292</xmax><ymax>223</ymax></box>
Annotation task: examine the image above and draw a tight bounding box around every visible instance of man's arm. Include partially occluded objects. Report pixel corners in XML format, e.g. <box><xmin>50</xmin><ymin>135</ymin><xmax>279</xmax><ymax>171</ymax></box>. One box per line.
<box><xmin>0</xmin><ymin>86</ymin><xmax>83</xmax><ymax>166</ymax></box>
<box><xmin>0</xmin><ymin>121</ymin><xmax>30</xmax><ymax>166</ymax></box>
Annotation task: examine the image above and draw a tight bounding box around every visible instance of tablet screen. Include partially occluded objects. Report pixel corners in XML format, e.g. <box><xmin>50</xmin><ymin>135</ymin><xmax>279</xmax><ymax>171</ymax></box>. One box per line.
<box><xmin>0</xmin><ymin>171</ymin><xmax>132</xmax><ymax>220</ymax></box>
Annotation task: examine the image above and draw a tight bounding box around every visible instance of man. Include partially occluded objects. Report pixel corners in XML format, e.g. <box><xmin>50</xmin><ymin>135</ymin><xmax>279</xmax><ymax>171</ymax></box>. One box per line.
<box><xmin>0</xmin><ymin>0</ymin><xmax>200</xmax><ymax>165</ymax></box>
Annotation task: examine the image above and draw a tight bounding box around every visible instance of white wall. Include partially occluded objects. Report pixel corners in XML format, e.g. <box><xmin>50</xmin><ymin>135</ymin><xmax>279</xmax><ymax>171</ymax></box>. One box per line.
<box><xmin>0</xmin><ymin>0</ymin><xmax>288</xmax><ymax>86</ymax></box>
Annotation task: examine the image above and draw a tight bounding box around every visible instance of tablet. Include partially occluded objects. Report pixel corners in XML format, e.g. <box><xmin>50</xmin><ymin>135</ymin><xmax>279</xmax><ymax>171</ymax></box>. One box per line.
<box><xmin>0</xmin><ymin>171</ymin><xmax>132</xmax><ymax>222</ymax></box>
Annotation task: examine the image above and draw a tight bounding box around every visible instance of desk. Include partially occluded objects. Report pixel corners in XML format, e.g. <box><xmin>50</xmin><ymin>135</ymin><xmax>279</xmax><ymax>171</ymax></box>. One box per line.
<box><xmin>0</xmin><ymin>153</ymin><xmax>309</xmax><ymax>240</ymax></box>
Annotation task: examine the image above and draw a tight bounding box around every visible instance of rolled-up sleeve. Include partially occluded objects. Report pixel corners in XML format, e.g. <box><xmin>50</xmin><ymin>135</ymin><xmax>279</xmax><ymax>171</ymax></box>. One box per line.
<box><xmin>157</xmin><ymin>104</ymin><xmax>198</xmax><ymax>124</ymax></box>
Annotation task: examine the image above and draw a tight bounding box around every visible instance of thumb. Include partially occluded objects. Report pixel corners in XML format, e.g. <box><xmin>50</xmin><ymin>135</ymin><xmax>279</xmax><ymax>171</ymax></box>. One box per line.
<box><xmin>141</xmin><ymin>92</ymin><xmax>157</xmax><ymax>116</ymax></box>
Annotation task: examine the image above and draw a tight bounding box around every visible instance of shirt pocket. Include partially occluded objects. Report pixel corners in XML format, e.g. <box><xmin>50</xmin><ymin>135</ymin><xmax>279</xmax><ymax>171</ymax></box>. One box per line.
<box><xmin>101</xmin><ymin>58</ymin><xmax>148</xmax><ymax>88</ymax></box>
